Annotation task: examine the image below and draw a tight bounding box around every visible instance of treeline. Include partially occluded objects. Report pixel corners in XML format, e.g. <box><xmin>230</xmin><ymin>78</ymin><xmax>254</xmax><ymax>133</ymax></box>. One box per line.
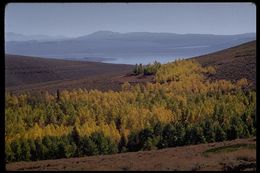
<box><xmin>6</xmin><ymin>114</ymin><xmax>255</xmax><ymax>162</ymax></box>
<box><xmin>5</xmin><ymin>59</ymin><xmax>256</xmax><ymax>162</ymax></box>
<box><xmin>5</xmin><ymin>128</ymin><xmax>118</xmax><ymax>162</ymax></box>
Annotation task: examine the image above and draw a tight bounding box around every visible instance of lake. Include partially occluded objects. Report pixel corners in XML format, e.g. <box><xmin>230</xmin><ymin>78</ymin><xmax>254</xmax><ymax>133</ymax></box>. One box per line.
<box><xmin>46</xmin><ymin>51</ymin><xmax>205</xmax><ymax>65</ymax></box>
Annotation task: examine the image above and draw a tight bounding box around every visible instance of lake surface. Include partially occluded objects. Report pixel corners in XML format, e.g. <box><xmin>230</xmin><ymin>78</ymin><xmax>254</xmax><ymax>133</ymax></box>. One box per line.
<box><xmin>101</xmin><ymin>55</ymin><xmax>190</xmax><ymax>65</ymax></box>
<box><xmin>39</xmin><ymin>51</ymin><xmax>205</xmax><ymax>65</ymax></box>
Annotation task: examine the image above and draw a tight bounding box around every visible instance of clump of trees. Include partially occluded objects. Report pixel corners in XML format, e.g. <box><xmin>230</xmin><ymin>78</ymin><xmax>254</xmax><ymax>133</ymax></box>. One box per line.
<box><xmin>144</xmin><ymin>61</ymin><xmax>161</xmax><ymax>75</ymax></box>
<box><xmin>5</xmin><ymin>59</ymin><xmax>256</xmax><ymax>162</ymax></box>
<box><xmin>155</xmin><ymin>59</ymin><xmax>212</xmax><ymax>83</ymax></box>
<box><xmin>133</xmin><ymin>61</ymin><xmax>161</xmax><ymax>75</ymax></box>
<box><xmin>133</xmin><ymin>63</ymin><xmax>144</xmax><ymax>75</ymax></box>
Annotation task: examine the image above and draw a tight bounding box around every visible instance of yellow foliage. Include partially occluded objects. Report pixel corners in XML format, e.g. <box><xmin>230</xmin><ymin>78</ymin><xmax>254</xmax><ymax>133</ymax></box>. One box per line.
<box><xmin>236</xmin><ymin>78</ymin><xmax>249</xmax><ymax>88</ymax></box>
<box><xmin>5</xmin><ymin>59</ymin><xmax>255</xmax><ymax>144</ymax></box>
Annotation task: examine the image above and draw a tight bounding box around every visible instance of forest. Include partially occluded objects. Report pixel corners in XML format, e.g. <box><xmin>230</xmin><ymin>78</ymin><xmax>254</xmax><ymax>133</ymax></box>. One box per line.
<box><xmin>5</xmin><ymin>59</ymin><xmax>256</xmax><ymax>162</ymax></box>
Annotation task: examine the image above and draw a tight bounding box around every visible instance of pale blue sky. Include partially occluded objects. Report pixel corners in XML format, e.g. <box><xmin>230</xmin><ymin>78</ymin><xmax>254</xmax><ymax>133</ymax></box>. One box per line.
<box><xmin>5</xmin><ymin>3</ymin><xmax>256</xmax><ymax>37</ymax></box>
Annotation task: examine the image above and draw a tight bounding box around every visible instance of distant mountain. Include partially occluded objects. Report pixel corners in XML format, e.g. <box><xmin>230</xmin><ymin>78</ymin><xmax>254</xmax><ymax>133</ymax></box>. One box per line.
<box><xmin>5</xmin><ymin>31</ymin><xmax>256</xmax><ymax>64</ymax></box>
<box><xmin>75</xmin><ymin>31</ymin><xmax>120</xmax><ymax>40</ymax></box>
<box><xmin>5</xmin><ymin>32</ymin><xmax>69</xmax><ymax>42</ymax></box>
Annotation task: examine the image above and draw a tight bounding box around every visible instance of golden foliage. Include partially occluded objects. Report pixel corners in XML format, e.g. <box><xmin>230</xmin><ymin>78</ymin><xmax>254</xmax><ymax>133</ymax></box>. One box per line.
<box><xmin>5</xmin><ymin>59</ymin><xmax>255</xmax><ymax>145</ymax></box>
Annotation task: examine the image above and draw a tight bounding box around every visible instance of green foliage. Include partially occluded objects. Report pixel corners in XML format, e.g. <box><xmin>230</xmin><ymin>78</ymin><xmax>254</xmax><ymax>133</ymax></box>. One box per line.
<box><xmin>10</xmin><ymin>140</ymin><xmax>22</xmax><ymax>162</ymax></box>
<box><xmin>90</xmin><ymin>132</ymin><xmax>118</xmax><ymax>155</ymax></box>
<box><xmin>133</xmin><ymin>63</ymin><xmax>144</xmax><ymax>75</ymax></box>
<box><xmin>160</xmin><ymin>124</ymin><xmax>177</xmax><ymax>148</ymax></box>
<box><xmin>139</xmin><ymin>128</ymin><xmax>155</xmax><ymax>150</ymax></box>
<box><xmin>34</xmin><ymin>138</ymin><xmax>48</xmax><ymax>160</ymax></box>
<box><xmin>143</xmin><ymin>61</ymin><xmax>161</xmax><ymax>75</ymax></box>
<box><xmin>5</xmin><ymin>142</ymin><xmax>14</xmax><ymax>162</ymax></box>
<box><xmin>20</xmin><ymin>139</ymin><xmax>31</xmax><ymax>161</ymax></box>
<box><xmin>118</xmin><ymin>135</ymin><xmax>128</xmax><ymax>153</ymax></box>
<box><xmin>65</xmin><ymin>143</ymin><xmax>77</xmax><ymax>158</ymax></box>
<box><xmin>28</xmin><ymin>139</ymin><xmax>37</xmax><ymax>161</ymax></box>
<box><xmin>142</xmin><ymin>137</ymin><xmax>158</xmax><ymax>151</ymax></box>
<box><xmin>213</xmin><ymin>123</ymin><xmax>226</xmax><ymax>142</ymax></box>
<box><xmin>71</xmin><ymin>126</ymin><xmax>80</xmax><ymax>146</ymax></box>
<box><xmin>133</xmin><ymin>61</ymin><xmax>161</xmax><ymax>75</ymax></box>
<box><xmin>185</xmin><ymin>124</ymin><xmax>206</xmax><ymax>145</ymax></box>
<box><xmin>202</xmin><ymin>119</ymin><xmax>216</xmax><ymax>143</ymax></box>
<box><xmin>79</xmin><ymin>136</ymin><xmax>98</xmax><ymax>156</ymax></box>
<box><xmin>126</xmin><ymin>132</ymin><xmax>140</xmax><ymax>152</ymax></box>
<box><xmin>226</xmin><ymin>116</ymin><xmax>244</xmax><ymax>140</ymax></box>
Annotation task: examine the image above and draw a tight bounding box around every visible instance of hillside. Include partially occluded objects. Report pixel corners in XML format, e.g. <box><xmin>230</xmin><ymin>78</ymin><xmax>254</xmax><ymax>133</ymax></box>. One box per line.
<box><xmin>193</xmin><ymin>40</ymin><xmax>256</xmax><ymax>89</ymax></box>
<box><xmin>6</xmin><ymin>137</ymin><xmax>256</xmax><ymax>171</ymax></box>
<box><xmin>5</xmin><ymin>54</ymin><xmax>133</xmax><ymax>94</ymax></box>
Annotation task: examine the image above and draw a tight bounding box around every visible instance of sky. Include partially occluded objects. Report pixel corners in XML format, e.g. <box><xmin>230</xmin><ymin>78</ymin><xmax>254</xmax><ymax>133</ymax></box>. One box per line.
<box><xmin>5</xmin><ymin>3</ymin><xmax>256</xmax><ymax>37</ymax></box>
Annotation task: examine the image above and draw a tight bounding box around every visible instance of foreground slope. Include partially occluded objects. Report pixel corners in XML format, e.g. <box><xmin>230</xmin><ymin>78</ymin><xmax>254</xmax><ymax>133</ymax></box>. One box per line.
<box><xmin>6</xmin><ymin>138</ymin><xmax>256</xmax><ymax>171</ymax></box>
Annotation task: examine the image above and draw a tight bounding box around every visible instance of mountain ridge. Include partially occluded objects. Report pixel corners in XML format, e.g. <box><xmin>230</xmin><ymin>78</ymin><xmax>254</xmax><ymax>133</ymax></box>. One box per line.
<box><xmin>5</xmin><ymin>31</ymin><xmax>256</xmax><ymax>64</ymax></box>
<box><xmin>5</xmin><ymin>32</ymin><xmax>70</xmax><ymax>42</ymax></box>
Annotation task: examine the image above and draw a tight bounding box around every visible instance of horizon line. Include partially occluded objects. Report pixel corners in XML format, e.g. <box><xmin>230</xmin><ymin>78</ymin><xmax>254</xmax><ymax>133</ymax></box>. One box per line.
<box><xmin>5</xmin><ymin>30</ymin><xmax>256</xmax><ymax>39</ymax></box>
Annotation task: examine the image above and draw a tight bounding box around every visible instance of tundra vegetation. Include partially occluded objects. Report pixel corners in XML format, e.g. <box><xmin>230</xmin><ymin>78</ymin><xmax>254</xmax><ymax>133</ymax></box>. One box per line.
<box><xmin>5</xmin><ymin>59</ymin><xmax>256</xmax><ymax>162</ymax></box>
